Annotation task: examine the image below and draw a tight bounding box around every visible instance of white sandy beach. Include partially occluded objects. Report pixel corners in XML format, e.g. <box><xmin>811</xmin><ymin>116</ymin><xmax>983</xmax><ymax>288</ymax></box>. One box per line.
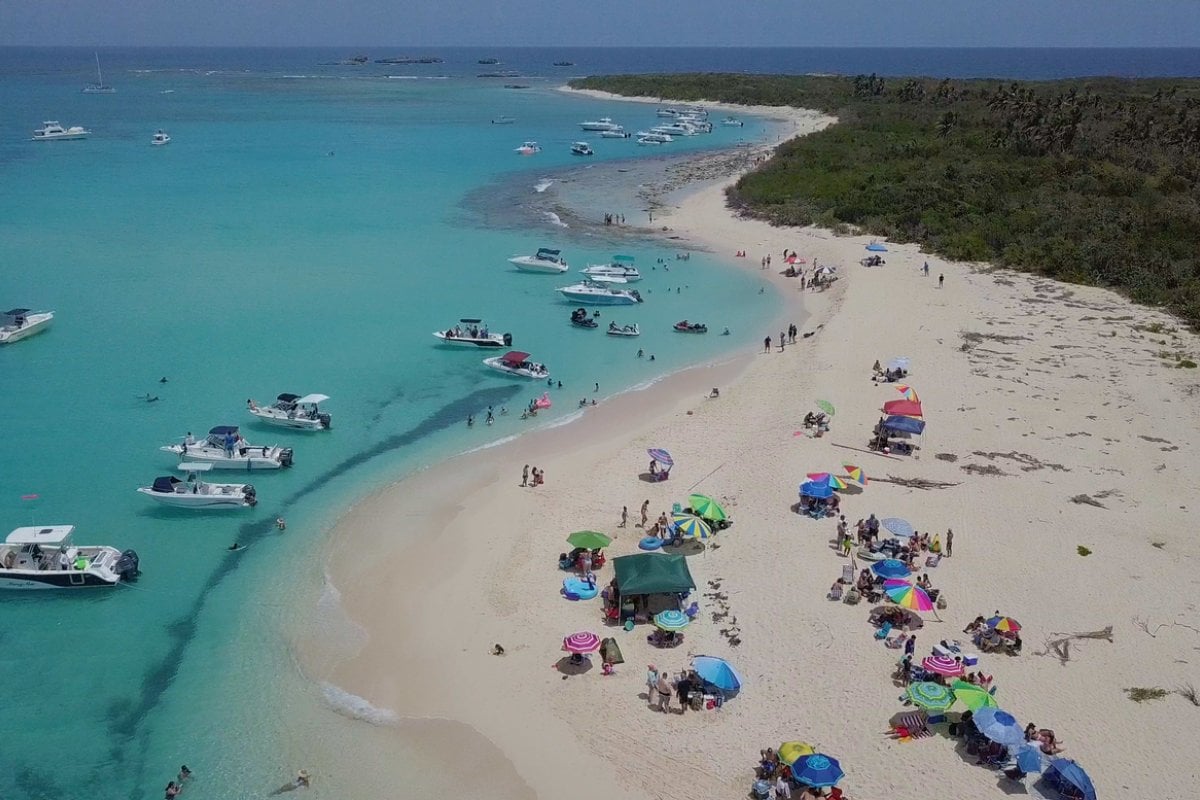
<box><xmin>309</xmin><ymin>94</ymin><xmax>1200</xmax><ymax>800</ymax></box>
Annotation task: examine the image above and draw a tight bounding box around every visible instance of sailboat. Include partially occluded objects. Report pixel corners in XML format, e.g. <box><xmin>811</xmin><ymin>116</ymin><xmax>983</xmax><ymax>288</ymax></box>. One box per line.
<box><xmin>82</xmin><ymin>52</ymin><xmax>115</xmax><ymax>94</ymax></box>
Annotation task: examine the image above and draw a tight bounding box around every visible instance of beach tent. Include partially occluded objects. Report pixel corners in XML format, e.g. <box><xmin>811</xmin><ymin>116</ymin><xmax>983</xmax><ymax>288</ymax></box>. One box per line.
<box><xmin>866</xmin><ymin>242</ymin><xmax>888</xmax><ymax>252</ymax></box>
<box><xmin>883</xmin><ymin>415</ymin><xmax>926</xmax><ymax>435</ymax></box>
<box><xmin>612</xmin><ymin>553</ymin><xmax>695</xmax><ymax>595</ymax></box>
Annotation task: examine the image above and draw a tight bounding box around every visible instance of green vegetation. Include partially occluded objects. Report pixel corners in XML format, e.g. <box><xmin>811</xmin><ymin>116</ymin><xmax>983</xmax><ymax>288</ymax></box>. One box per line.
<box><xmin>1077</xmin><ymin>545</ymin><xmax>1093</xmax><ymax>556</ymax></box>
<box><xmin>571</xmin><ymin>74</ymin><xmax>1200</xmax><ymax>328</ymax></box>
<box><xmin>1125</xmin><ymin>687</ymin><xmax>1169</xmax><ymax>703</ymax></box>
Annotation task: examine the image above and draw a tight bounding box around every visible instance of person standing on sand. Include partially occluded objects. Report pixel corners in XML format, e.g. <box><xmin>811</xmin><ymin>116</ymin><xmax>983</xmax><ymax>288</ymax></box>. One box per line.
<box><xmin>939</xmin><ymin>273</ymin><xmax>945</xmax><ymax>289</ymax></box>
<box><xmin>676</xmin><ymin>671</ymin><xmax>693</xmax><ymax>714</ymax></box>
<box><xmin>923</xmin><ymin>261</ymin><xmax>930</xmax><ymax>276</ymax></box>
<box><xmin>646</xmin><ymin>664</ymin><xmax>658</xmax><ymax>706</ymax></box>
<box><xmin>655</xmin><ymin>672</ymin><xmax>672</xmax><ymax>712</ymax></box>
<box><xmin>764</xmin><ymin>335</ymin><xmax>771</xmax><ymax>353</ymax></box>
<box><xmin>522</xmin><ymin>464</ymin><xmax>529</xmax><ymax>487</ymax></box>
<box><xmin>946</xmin><ymin>528</ymin><xmax>954</xmax><ymax>557</ymax></box>
<box><xmin>620</xmin><ymin>506</ymin><xmax>628</xmax><ymax>528</ymax></box>
<box><xmin>778</xmin><ymin>331</ymin><xmax>785</xmax><ymax>352</ymax></box>
<box><xmin>640</xmin><ymin>500</ymin><xmax>650</xmax><ymax>528</ymax></box>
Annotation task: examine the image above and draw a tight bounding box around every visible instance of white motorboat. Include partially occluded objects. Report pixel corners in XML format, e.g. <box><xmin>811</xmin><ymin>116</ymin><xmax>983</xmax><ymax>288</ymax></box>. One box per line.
<box><xmin>491</xmin><ymin>115</ymin><xmax>515</xmax><ymax>125</ymax></box>
<box><xmin>598</xmin><ymin>128</ymin><xmax>630</xmax><ymax>139</ymax></box>
<box><xmin>722</xmin><ymin>117</ymin><xmax>744</xmax><ymax>127</ymax></box>
<box><xmin>82</xmin><ymin>52</ymin><xmax>115</xmax><ymax>94</ymax></box>
<box><xmin>0</xmin><ymin>309</ymin><xmax>54</xmax><ymax>344</ymax></box>
<box><xmin>606</xmin><ymin>322</ymin><xmax>640</xmax><ymax>337</ymax></box>
<box><xmin>582</xmin><ymin>255</ymin><xmax>641</xmax><ymax>283</ymax></box>
<box><xmin>0</xmin><ymin>526</ymin><xmax>139</xmax><ymax>590</ymax></box>
<box><xmin>32</xmin><ymin>121</ymin><xmax>90</xmax><ymax>141</ymax></box>
<box><xmin>483</xmin><ymin>350</ymin><xmax>550</xmax><ymax>379</ymax></box>
<box><xmin>137</xmin><ymin>463</ymin><xmax>257</xmax><ymax>509</ymax></box>
<box><xmin>557</xmin><ymin>280</ymin><xmax>643</xmax><ymax>306</ymax></box>
<box><xmin>579</xmin><ymin>117</ymin><xmax>621</xmax><ymax>132</ymax></box>
<box><xmin>161</xmin><ymin>426</ymin><xmax>294</xmax><ymax>469</ymax></box>
<box><xmin>570</xmin><ymin>141</ymin><xmax>594</xmax><ymax>156</ymax></box>
<box><xmin>656</xmin><ymin>108</ymin><xmax>680</xmax><ymax>118</ymax></box>
<box><xmin>152</xmin><ymin>130</ymin><xmax>171</xmax><ymax>146</ymax></box>
<box><xmin>514</xmin><ymin>141</ymin><xmax>541</xmax><ymax>155</ymax></box>
<box><xmin>636</xmin><ymin>131</ymin><xmax>672</xmax><ymax>143</ymax></box>
<box><xmin>651</xmin><ymin>123</ymin><xmax>698</xmax><ymax>137</ymax></box>
<box><xmin>508</xmin><ymin>247</ymin><xmax>569</xmax><ymax>274</ymax></box>
<box><xmin>637</xmin><ymin>137</ymin><xmax>663</xmax><ymax>146</ymax></box>
<box><xmin>434</xmin><ymin>318</ymin><xmax>513</xmax><ymax>348</ymax></box>
<box><xmin>248</xmin><ymin>393</ymin><xmax>332</xmax><ymax>430</ymax></box>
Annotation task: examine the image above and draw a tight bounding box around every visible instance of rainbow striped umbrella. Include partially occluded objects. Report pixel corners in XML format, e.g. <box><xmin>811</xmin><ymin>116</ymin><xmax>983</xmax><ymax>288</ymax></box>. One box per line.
<box><xmin>883</xmin><ymin>579</ymin><xmax>935</xmax><ymax>611</ymax></box>
<box><xmin>653</xmin><ymin>609</ymin><xmax>690</xmax><ymax>631</ymax></box>
<box><xmin>562</xmin><ymin>631</ymin><xmax>601</xmax><ymax>654</ymax></box>
<box><xmin>906</xmin><ymin>681</ymin><xmax>955</xmax><ymax>711</ymax></box>
<box><xmin>806</xmin><ymin>472</ymin><xmax>848</xmax><ymax>490</ymax></box>
<box><xmin>986</xmin><ymin>615</ymin><xmax>1022</xmax><ymax>633</ymax></box>
<box><xmin>841</xmin><ymin>463</ymin><xmax>868</xmax><ymax>485</ymax></box>
<box><xmin>896</xmin><ymin>384</ymin><xmax>920</xmax><ymax>402</ymax></box>
<box><xmin>950</xmin><ymin>680</ymin><xmax>999</xmax><ymax>712</ymax></box>
<box><xmin>921</xmin><ymin>655</ymin><xmax>965</xmax><ymax>677</ymax></box>
<box><xmin>670</xmin><ymin>513</ymin><xmax>712</xmax><ymax>540</ymax></box>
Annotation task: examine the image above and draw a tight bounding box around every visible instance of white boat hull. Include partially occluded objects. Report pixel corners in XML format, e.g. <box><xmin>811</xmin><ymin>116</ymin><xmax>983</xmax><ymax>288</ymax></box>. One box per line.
<box><xmin>0</xmin><ymin>313</ymin><xmax>54</xmax><ymax>344</ymax></box>
<box><xmin>606</xmin><ymin>325</ymin><xmax>640</xmax><ymax>337</ymax></box>
<box><xmin>137</xmin><ymin>485</ymin><xmax>254</xmax><ymax>508</ymax></box>
<box><xmin>483</xmin><ymin>358</ymin><xmax>550</xmax><ymax>380</ymax></box>
<box><xmin>508</xmin><ymin>256</ymin><xmax>569</xmax><ymax>274</ymax></box>
<box><xmin>248</xmin><ymin>410</ymin><xmax>329</xmax><ymax>430</ymax></box>
<box><xmin>161</xmin><ymin>444</ymin><xmax>292</xmax><ymax>470</ymax></box>
<box><xmin>582</xmin><ymin>267</ymin><xmax>641</xmax><ymax>283</ymax></box>
<box><xmin>433</xmin><ymin>331</ymin><xmax>510</xmax><ymax>348</ymax></box>
<box><xmin>0</xmin><ymin>546</ymin><xmax>127</xmax><ymax>589</ymax></box>
<box><xmin>557</xmin><ymin>287</ymin><xmax>642</xmax><ymax>306</ymax></box>
<box><xmin>32</xmin><ymin>132</ymin><xmax>89</xmax><ymax>141</ymax></box>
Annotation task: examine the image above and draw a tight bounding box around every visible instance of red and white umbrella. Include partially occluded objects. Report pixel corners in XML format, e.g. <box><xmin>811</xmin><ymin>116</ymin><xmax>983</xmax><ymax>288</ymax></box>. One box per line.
<box><xmin>562</xmin><ymin>631</ymin><xmax>601</xmax><ymax>654</ymax></box>
<box><xmin>921</xmin><ymin>655</ymin><xmax>965</xmax><ymax>677</ymax></box>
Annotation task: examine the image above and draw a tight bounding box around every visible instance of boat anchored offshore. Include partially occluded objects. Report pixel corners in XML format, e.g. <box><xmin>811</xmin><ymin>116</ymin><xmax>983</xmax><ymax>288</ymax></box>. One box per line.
<box><xmin>82</xmin><ymin>53</ymin><xmax>115</xmax><ymax>94</ymax></box>
<box><xmin>161</xmin><ymin>426</ymin><xmax>294</xmax><ymax>470</ymax></box>
<box><xmin>582</xmin><ymin>255</ymin><xmax>641</xmax><ymax>282</ymax></box>
<box><xmin>570</xmin><ymin>307</ymin><xmax>598</xmax><ymax>328</ymax></box>
<box><xmin>32</xmin><ymin>121</ymin><xmax>90</xmax><ymax>141</ymax></box>
<box><xmin>509</xmin><ymin>247</ymin><xmax>569</xmax><ymax>274</ymax></box>
<box><xmin>152</xmin><ymin>130</ymin><xmax>171</xmax><ymax>146</ymax></box>
<box><xmin>579</xmin><ymin>117</ymin><xmax>621</xmax><ymax>132</ymax></box>
<box><xmin>248</xmin><ymin>394</ymin><xmax>332</xmax><ymax>430</ymax></box>
<box><xmin>0</xmin><ymin>526</ymin><xmax>139</xmax><ymax>590</ymax></box>
<box><xmin>606</xmin><ymin>321</ymin><xmax>640</xmax><ymax>337</ymax></box>
<box><xmin>137</xmin><ymin>463</ymin><xmax>257</xmax><ymax>509</ymax></box>
<box><xmin>483</xmin><ymin>350</ymin><xmax>549</xmax><ymax>379</ymax></box>
<box><xmin>557</xmin><ymin>280</ymin><xmax>643</xmax><ymax>306</ymax></box>
<box><xmin>515</xmin><ymin>141</ymin><xmax>541</xmax><ymax>155</ymax></box>
<box><xmin>570</xmin><ymin>141</ymin><xmax>594</xmax><ymax>156</ymax></box>
<box><xmin>0</xmin><ymin>308</ymin><xmax>54</xmax><ymax>344</ymax></box>
<box><xmin>722</xmin><ymin>117</ymin><xmax>744</xmax><ymax>127</ymax></box>
<box><xmin>598</xmin><ymin>128</ymin><xmax>630</xmax><ymax>139</ymax></box>
<box><xmin>433</xmin><ymin>318</ymin><xmax>513</xmax><ymax>348</ymax></box>
<box><xmin>674</xmin><ymin>320</ymin><xmax>708</xmax><ymax>334</ymax></box>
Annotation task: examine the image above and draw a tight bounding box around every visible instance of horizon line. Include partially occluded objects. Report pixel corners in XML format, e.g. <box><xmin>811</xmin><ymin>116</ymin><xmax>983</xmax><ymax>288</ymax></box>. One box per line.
<box><xmin>4</xmin><ymin>44</ymin><xmax>1200</xmax><ymax>51</ymax></box>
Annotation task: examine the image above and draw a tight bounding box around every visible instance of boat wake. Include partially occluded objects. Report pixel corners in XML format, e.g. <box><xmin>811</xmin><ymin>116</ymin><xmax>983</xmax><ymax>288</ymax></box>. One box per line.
<box><xmin>320</xmin><ymin>682</ymin><xmax>400</xmax><ymax>726</ymax></box>
<box><xmin>543</xmin><ymin>211</ymin><xmax>569</xmax><ymax>228</ymax></box>
<box><xmin>534</xmin><ymin>179</ymin><xmax>553</xmax><ymax>193</ymax></box>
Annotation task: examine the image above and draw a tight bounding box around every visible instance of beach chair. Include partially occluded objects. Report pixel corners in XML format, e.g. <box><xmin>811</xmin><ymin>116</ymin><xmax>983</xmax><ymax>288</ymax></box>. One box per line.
<box><xmin>874</xmin><ymin>622</ymin><xmax>893</xmax><ymax>640</ymax></box>
<box><xmin>841</xmin><ymin>564</ymin><xmax>854</xmax><ymax>584</ymax></box>
<box><xmin>828</xmin><ymin>583</ymin><xmax>843</xmax><ymax>601</ymax></box>
<box><xmin>890</xmin><ymin>711</ymin><xmax>932</xmax><ymax>741</ymax></box>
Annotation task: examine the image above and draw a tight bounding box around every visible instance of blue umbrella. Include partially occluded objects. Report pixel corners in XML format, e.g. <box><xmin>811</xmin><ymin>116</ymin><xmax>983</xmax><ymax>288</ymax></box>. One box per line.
<box><xmin>692</xmin><ymin>655</ymin><xmax>743</xmax><ymax>694</ymax></box>
<box><xmin>799</xmin><ymin>480</ymin><xmax>833</xmax><ymax>499</ymax></box>
<box><xmin>870</xmin><ymin>559</ymin><xmax>911</xmax><ymax>580</ymax></box>
<box><xmin>866</xmin><ymin>242</ymin><xmax>888</xmax><ymax>252</ymax></box>
<box><xmin>881</xmin><ymin>517</ymin><xmax>914</xmax><ymax>538</ymax></box>
<box><xmin>883</xmin><ymin>415</ymin><xmax>926</xmax><ymax>435</ymax></box>
<box><xmin>792</xmin><ymin>753</ymin><xmax>844</xmax><ymax>788</ymax></box>
<box><xmin>973</xmin><ymin>707</ymin><xmax>1025</xmax><ymax>747</ymax></box>
<box><xmin>1045</xmin><ymin>759</ymin><xmax>1096</xmax><ymax>800</ymax></box>
<box><xmin>1015</xmin><ymin>744</ymin><xmax>1044</xmax><ymax>775</ymax></box>
<box><xmin>647</xmin><ymin>448</ymin><xmax>673</xmax><ymax>466</ymax></box>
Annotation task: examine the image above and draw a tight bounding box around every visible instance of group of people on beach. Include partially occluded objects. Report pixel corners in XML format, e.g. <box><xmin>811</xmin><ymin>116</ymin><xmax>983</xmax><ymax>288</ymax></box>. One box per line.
<box><xmin>521</xmin><ymin>463</ymin><xmax>544</xmax><ymax>487</ymax></box>
<box><xmin>645</xmin><ymin>665</ymin><xmax>707</xmax><ymax>714</ymax></box>
<box><xmin>755</xmin><ymin>750</ymin><xmax>850</xmax><ymax>799</ymax></box>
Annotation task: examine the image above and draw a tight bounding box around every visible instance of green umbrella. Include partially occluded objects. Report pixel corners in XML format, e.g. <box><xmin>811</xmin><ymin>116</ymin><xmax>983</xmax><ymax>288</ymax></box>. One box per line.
<box><xmin>566</xmin><ymin>530</ymin><xmax>612</xmax><ymax>550</ymax></box>
<box><xmin>951</xmin><ymin>680</ymin><xmax>999</xmax><ymax>712</ymax></box>
<box><xmin>688</xmin><ymin>494</ymin><xmax>727</xmax><ymax>522</ymax></box>
<box><xmin>816</xmin><ymin>400</ymin><xmax>836</xmax><ymax>417</ymax></box>
<box><xmin>906</xmin><ymin>681</ymin><xmax>955</xmax><ymax>711</ymax></box>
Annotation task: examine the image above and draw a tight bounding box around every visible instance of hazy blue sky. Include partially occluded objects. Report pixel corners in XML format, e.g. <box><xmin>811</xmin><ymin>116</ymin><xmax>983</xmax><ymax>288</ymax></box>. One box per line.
<box><xmin>2</xmin><ymin>1</ymin><xmax>1199</xmax><ymax>47</ymax></box>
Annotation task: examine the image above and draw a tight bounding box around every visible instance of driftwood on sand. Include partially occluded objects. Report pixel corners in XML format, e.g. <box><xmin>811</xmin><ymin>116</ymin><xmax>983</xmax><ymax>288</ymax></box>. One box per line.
<box><xmin>871</xmin><ymin>475</ymin><xmax>961</xmax><ymax>490</ymax></box>
<box><xmin>1035</xmin><ymin>626</ymin><xmax>1114</xmax><ymax>664</ymax></box>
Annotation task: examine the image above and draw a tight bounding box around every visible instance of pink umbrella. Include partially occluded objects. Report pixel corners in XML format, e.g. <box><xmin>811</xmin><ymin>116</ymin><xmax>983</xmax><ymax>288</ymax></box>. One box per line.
<box><xmin>921</xmin><ymin>655</ymin><xmax>965</xmax><ymax>677</ymax></box>
<box><xmin>562</xmin><ymin>632</ymin><xmax>601</xmax><ymax>654</ymax></box>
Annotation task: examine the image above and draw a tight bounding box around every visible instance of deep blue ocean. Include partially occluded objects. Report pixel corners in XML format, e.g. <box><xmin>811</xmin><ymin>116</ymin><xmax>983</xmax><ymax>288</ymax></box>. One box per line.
<box><xmin>0</xmin><ymin>46</ymin><xmax>1195</xmax><ymax>800</ymax></box>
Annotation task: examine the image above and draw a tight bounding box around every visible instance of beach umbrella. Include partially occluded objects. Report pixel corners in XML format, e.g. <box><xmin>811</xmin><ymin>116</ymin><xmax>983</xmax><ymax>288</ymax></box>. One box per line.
<box><xmin>870</xmin><ymin>559</ymin><xmax>911</xmax><ymax>580</ymax></box>
<box><xmin>841</xmin><ymin>463</ymin><xmax>868</xmax><ymax>486</ymax></box>
<box><xmin>1015</xmin><ymin>744</ymin><xmax>1044</xmax><ymax>775</ymax></box>
<box><xmin>806</xmin><ymin>472</ymin><xmax>848</xmax><ymax>490</ymax></box>
<box><xmin>986</xmin><ymin>615</ymin><xmax>1022</xmax><ymax>634</ymax></box>
<box><xmin>1045</xmin><ymin>759</ymin><xmax>1096</xmax><ymax>800</ymax></box>
<box><xmin>653</xmin><ymin>609</ymin><xmax>690</xmax><ymax>632</ymax></box>
<box><xmin>791</xmin><ymin>753</ymin><xmax>844</xmax><ymax>788</ymax></box>
<box><xmin>566</xmin><ymin>530</ymin><xmax>612</xmax><ymax>550</ymax></box>
<box><xmin>778</xmin><ymin>741</ymin><xmax>815</xmax><ymax>766</ymax></box>
<box><xmin>921</xmin><ymin>655</ymin><xmax>965</xmax><ymax>677</ymax></box>
<box><xmin>866</xmin><ymin>242</ymin><xmax>888</xmax><ymax>252</ymax></box>
<box><xmin>882</xmin><ymin>399</ymin><xmax>924</xmax><ymax>418</ymax></box>
<box><xmin>562</xmin><ymin>631</ymin><xmax>601</xmax><ymax>654</ymax></box>
<box><xmin>815</xmin><ymin>399</ymin><xmax>836</xmax><ymax>417</ymax></box>
<box><xmin>881</xmin><ymin>518</ymin><xmax>914</xmax><ymax>539</ymax></box>
<box><xmin>950</xmin><ymin>680</ymin><xmax>998</xmax><ymax>712</ymax></box>
<box><xmin>882</xmin><ymin>580</ymin><xmax>935</xmax><ymax>612</ymax></box>
<box><xmin>895</xmin><ymin>384</ymin><xmax>919</xmax><ymax>402</ymax></box>
<box><xmin>688</xmin><ymin>494</ymin><xmax>727</xmax><ymax>522</ymax></box>
<box><xmin>799</xmin><ymin>480</ymin><xmax>834</xmax><ymax>500</ymax></box>
<box><xmin>906</xmin><ymin>681</ymin><xmax>955</xmax><ymax>711</ymax></box>
<box><xmin>647</xmin><ymin>448</ymin><xmax>673</xmax><ymax>466</ymax></box>
<box><xmin>973</xmin><ymin>707</ymin><xmax>1026</xmax><ymax>747</ymax></box>
<box><xmin>691</xmin><ymin>655</ymin><xmax>743</xmax><ymax>693</ymax></box>
<box><xmin>670</xmin><ymin>513</ymin><xmax>712</xmax><ymax>540</ymax></box>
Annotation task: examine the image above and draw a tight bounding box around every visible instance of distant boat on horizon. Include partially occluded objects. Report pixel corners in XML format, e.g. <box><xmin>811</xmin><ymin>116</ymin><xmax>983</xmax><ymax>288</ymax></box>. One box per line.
<box><xmin>82</xmin><ymin>52</ymin><xmax>115</xmax><ymax>94</ymax></box>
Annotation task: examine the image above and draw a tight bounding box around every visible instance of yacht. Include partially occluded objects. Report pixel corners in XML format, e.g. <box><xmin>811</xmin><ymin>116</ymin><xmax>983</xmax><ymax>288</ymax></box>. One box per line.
<box><xmin>483</xmin><ymin>350</ymin><xmax>549</xmax><ymax>379</ymax></box>
<box><xmin>82</xmin><ymin>53</ymin><xmax>115</xmax><ymax>94</ymax></box>
<box><xmin>434</xmin><ymin>318</ymin><xmax>512</xmax><ymax>348</ymax></box>
<box><xmin>508</xmin><ymin>247</ymin><xmax>569</xmax><ymax>274</ymax></box>
<box><xmin>656</xmin><ymin>108</ymin><xmax>681</xmax><ymax>118</ymax></box>
<box><xmin>0</xmin><ymin>526</ymin><xmax>139</xmax><ymax>590</ymax></box>
<box><xmin>598</xmin><ymin>128</ymin><xmax>630</xmax><ymax>139</ymax></box>
<box><xmin>651</xmin><ymin>123</ymin><xmax>697</xmax><ymax>137</ymax></box>
<box><xmin>557</xmin><ymin>280</ymin><xmax>643</xmax><ymax>306</ymax></box>
<box><xmin>152</xmin><ymin>130</ymin><xmax>171</xmax><ymax>146</ymax></box>
<box><xmin>570</xmin><ymin>141</ymin><xmax>594</xmax><ymax>156</ymax></box>
<box><xmin>579</xmin><ymin>117</ymin><xmax>621</xmax><ymax>132</ymax></box>
<box><xmin>32</xmin><ymin>121</ymin><xmax>90</xmax><ymax>141</ymax></box>
<box><xmin>515</xmin><ymin>141</ymin><xmax>541</xmax><ymax>155</ymax></box>
<box><xmin>137</xmin><ymin>464</ymin><xmax>257</xmax><ymax>509</ymax></box>
<box><xmin>637</xmin><ymin>136</ymin><xmax>664</xmax><ymax>146</ymax></box>
<box><xmin>0</xmin><ymin>308</ymin><xmax>54</xmax><ymax>344</ymax></box>
<box><xmin>161</xmin><ymin>426</ymin><xmax>294</xmax><ymax>470</ymax></box>
<box><xmin>582</xmin><ymin>256</ymin><xmax>641</xmax><ymax>282</ymax></box>
<box><xmin>248</xmin><ymin>394</ymin><xmax>332</xmax><ymax>430</ymax></box>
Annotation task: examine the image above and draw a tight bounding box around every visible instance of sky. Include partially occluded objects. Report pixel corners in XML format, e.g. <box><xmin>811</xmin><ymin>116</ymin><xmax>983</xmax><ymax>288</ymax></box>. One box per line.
<box><xmin>1</xmin><ymin>1</ymin><xmax>1199</xmax><ymax>48</ymax></box>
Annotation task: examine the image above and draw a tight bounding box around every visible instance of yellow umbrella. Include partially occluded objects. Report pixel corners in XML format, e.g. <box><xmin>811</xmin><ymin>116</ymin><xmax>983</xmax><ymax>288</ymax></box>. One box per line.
<box><xmin>779</xmin><ymin>741</ymin><xmax>815</xmax><ymax>765</ymax></box>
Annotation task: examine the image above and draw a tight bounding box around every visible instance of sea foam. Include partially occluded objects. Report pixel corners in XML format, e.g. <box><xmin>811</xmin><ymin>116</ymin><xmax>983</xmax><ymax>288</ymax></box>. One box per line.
<box><xmin>320</xmin><ymin>682</ymin><xmax>400</xmax><ymax>726</ymax></box>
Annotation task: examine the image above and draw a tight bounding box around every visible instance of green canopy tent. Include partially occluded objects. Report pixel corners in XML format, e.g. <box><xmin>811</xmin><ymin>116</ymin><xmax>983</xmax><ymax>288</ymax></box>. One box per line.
<box><xmin>612</xmin><ymin>553</ymin><xmax>696</xmax><ymax>595</ymax></box>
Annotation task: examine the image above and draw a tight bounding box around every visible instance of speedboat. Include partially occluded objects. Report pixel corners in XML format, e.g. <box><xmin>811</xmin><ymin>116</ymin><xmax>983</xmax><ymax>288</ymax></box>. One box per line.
<box><xmin>722</xmin><ymin>117</ymin><xmax>744</xmax><ymax>127</ymax></box>
<box><xmin>161</xmin><ymin>426</ymin><xmax>294</xmax><ymax>469</ymax></box>
<box><xmin>433</xmin><ymin>318</ymin><xmax>512</xmax><ymax>348</ymax></box>
<box><xmin>32</xmin><ymin>121</ymin><xmax>90</xmax><ymax>141</ymax></box>
<box><xmin>491</xmin><ymin>115</ymin><xmax>515</xmax><ymax>125</ymax></box>
<box><xmin>557</xmin><ymin>280</ymin><xmax>643</xmax><ymax>306</ymax></box>
<box><xmin>598</xmin><ymin>128</ymin><xmax>630</xmax><ymax>139</ymax></box>
<box><xmin>248</xmin><ymin>394</ymin><xmax>332</xmax><ymax>430</ymax></box>
<box><xmin>579</xmin><ymin>117</ymin><xmax>620</xmax><ymax>132</ymax></box>
<box><xmin>656</xmin><ymin>108</ymin><xmax>681</xmax><ymax>118</ymax></box>
<box><xmin>606</xmin><ymin>322</ymin><xmax>640</xmax><ymax>337</ymax></box>
<box><xmin>137</xmin><ymin>463</ymin><xmax>257</xmax><ymax>509</ymax></box>
<box><xmin>0</xmin><ymin>308</ymin><xmax>54</xmax><ymax>344</ymax></box>
<box><xmin>152</xmin><ymin>130</ymin><xmax>171</xmax><ymax>146</ymax></box>
<box><xmin>570</xmin><ymin>307</ymin><xmax>598</xmax><ymax>328</ymax></box>
<box><xmin>651</xmin><ymin>123</ymin><xmax>697</xmax><ymax>137</ymax></box>
<box><xmin>582</xmin><ymin>256</ymin><xmax>641</xmax><ymax>283</ymax></box>
<box><xmin>636</xmin><ymin>131</ymin><xmax>672</xmax><ymax>143</ymax></box>
<box><xmin>674</xmin><ymin>320</ymin><xmax>708</xmax><ymax>334</ymax></box>
<box><xmin>82</xmin><ymin>52</ymin><xmax>115</xmax><ymax>94</ymax></box>
<box><xmin>483</xmin><ymin>350</ymin><xmax>549</xmax><ymax>380</ymax></box>
<box><xmin>637</xmin><ymin>137</ymin><xmax>664</xmax><ymax>146</ymax></box>
<box><xmin>515</xmin><ymin>141</ymin><xmax>541</xmax><ymax>155</ymax></box>
<box><xmin>509</xmin><ymin>247</ymin><xmax>569</xmax><ymax>274</ymax></box>
<box><xmin>0</xmin><ymin>526</ymin><xmax>138</xmax><ymax>590</ymax></box>
<box><xmin>571</xmin><ymin>141</ymin><xmax>594</xmax><ymax>156</ymax></box>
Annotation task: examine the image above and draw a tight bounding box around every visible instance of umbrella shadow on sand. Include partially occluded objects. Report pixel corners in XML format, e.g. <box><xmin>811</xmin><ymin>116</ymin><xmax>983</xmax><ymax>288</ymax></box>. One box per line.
<box><xmin>637</xmin><ymin>472</ymin><xmax>670</xmax><ymax>484</ymax></box>
<box><xmin>838</xmin><ymin>484</ymin><xmax>865</xmax><ymax>496</ymax></box>
<box><xmin>555</xmin><ymin>655</ymin><xmax>594</xmax><ymax>676</ymax></box>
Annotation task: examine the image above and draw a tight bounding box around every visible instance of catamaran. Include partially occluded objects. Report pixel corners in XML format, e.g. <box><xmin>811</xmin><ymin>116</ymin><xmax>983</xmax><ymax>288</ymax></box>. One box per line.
<box><xmin>137</xmin><ymin>463</ymin><xmax>257</xmax><ymax>509</ymax></box>
<box><xmin>0</xmin><ymin>308</ymin><xmax>54</xmax><ymax>344</ymax></box>
<box><xmin>82</xmin><ymin>52</ymin><xmax>115</xmax><ymax>94</ymax></box>
<box><xmin>508</xmin><ymin>247</ymin><xmax>569</xmax><ymax>274</ymax></box>
<box><xmin>0</xmin><ymin>526</ymin><xmax>139</xmax><ymax>590</ymax></box>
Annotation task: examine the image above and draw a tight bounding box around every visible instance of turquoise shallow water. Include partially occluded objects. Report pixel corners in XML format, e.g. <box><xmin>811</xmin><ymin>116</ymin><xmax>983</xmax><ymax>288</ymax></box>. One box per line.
<box><xmin>0</xmin><ymin>51</ymin><xmax>780</xmax><ymax>799</ymax></box>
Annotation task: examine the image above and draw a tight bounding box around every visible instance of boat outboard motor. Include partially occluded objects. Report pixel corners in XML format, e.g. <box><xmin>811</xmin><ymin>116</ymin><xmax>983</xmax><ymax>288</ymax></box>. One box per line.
<box><xmin>502</xmin><ymin>333</ymin><xmax>513</xmax><ymax>346</ymax></box>
<box><xmin>115</xmin><ymin>549</ymin><xmax>140</xmax><ymax>582</ymax></box>
<box><xmin>242</xmin><ymin>485</ymin><xmax>258</xmax><ymax>506</ymax></box>
<box><xmin>317</xmin><ymin>412</ymin><xmax>332</xmax><ymax>430</ymax></box>
<box><xmin>632</xmin><ymin>290</ymin><xmax>643</xmax><ymax>303</ymax></box>
<box><xmin>278</xmin><ymin>448</ymin><xmax>294</xmax><ymax>468</ymax></box>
